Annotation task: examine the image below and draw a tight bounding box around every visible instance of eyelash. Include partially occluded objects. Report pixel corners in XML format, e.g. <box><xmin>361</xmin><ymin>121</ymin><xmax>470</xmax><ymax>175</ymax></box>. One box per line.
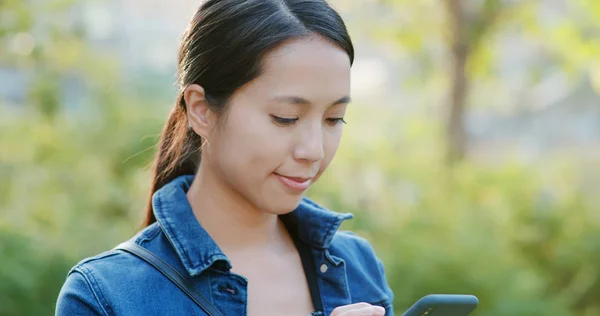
<box><xmin>271</xmin><ymin>116</ymin><xmax>298</xmax><ymax>125</ymax></box>
<box><xmin>270</xmin><ymin>115</ymin><xmax>347</xmax><ymax>126</ymax></box>
<box><xmin>328</xmin><ymin>118</ymin><xmax>347</xmax><ymax>125</ymax></box>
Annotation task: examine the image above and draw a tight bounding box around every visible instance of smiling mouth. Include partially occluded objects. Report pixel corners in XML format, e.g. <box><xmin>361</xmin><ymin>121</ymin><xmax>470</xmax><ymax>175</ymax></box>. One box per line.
<box><xmin>274</xmin><ymin>173</ymin><xmax>313</xmax><ymax>191</ymax></box>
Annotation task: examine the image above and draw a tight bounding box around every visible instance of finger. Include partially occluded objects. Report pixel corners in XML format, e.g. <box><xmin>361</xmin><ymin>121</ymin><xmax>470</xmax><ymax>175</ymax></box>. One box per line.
<box><xmin>341</xmin><ymin>305</ymin><xmax>385</xmax><ymax>316</ymax></box>
<box><xmin>330</xmin><ymin>302</ymin><xmax>373</xmax><ymax>316</ymax></box>
<box><xmin>371</xmin><ymin>306</ymin><xmax>386</xmax><ymax>316</ymax></box>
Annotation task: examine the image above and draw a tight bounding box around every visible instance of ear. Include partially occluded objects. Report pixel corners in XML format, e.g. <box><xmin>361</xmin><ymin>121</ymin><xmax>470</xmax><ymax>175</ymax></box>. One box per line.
<box><xmin>184</xmin><ymin>84</ymin><xmax>215</xmax><ymax>139</ymax></box>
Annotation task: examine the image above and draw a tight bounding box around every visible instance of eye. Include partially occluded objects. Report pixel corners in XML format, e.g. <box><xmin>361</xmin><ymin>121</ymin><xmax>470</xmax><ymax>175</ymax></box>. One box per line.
<box><xmin>326</xmin><ymin>118</ymin><xmax>347</xmax><ymax>125</ymax></box>
<box><xmin>271</xmin><ymin>115</ymin><xmax>298</xmax><ymax>126</ymax></box>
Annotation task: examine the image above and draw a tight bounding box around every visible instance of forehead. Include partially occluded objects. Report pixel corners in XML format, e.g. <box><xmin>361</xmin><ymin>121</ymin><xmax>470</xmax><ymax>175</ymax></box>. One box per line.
<box><xmin>239</xmin><ymin>36</ymin><xmax>351</xmax><ymax>102</ymax></box>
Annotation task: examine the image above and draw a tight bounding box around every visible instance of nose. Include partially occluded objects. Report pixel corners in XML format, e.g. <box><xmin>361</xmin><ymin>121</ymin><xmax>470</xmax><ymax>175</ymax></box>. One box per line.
<box><xmin>293</xmin><ymin>121</ymin><xmax>325</xmax><ymax>163</ymax></box>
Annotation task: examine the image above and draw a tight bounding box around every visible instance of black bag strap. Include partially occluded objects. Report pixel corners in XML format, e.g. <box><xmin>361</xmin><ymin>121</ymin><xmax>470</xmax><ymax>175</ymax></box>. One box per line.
<box><xmin>115</xmin><ymin>242</ymin><xmax>224</xmax><ymax>316</ymax></box>
<box><xmin>293</xmin><ymin>234</ymin><xmax>324</xmax><ymax>312</ymax></box>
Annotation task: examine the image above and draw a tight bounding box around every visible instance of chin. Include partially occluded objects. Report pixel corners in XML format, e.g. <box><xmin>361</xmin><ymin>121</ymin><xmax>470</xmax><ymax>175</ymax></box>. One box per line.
<box><xmin>262</xmin><ymin>195</ymin><xmax>303</xmax><ymax>215</ymax></box>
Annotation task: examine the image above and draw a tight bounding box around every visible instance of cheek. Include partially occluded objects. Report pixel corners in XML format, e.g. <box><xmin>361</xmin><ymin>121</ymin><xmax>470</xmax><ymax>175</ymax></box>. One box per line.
<box><xmin>317</xmin><ymin>128</ymin><xmax>343</xmax><ymax>175</ymax></box>
<box><xmin>216</xmin><ymin>108</ymin><xmax>287</xmax><ymax>175</ymax></box>
<box><xmin>326</xmin><ymin>128</ymin><xmax>343</xmax><ymax>155</ymax></box>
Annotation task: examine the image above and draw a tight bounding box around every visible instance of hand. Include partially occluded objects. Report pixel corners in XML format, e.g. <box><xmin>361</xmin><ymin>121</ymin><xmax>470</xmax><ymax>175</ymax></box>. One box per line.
<box><xmin>330</xmin><ymin>302</ymin><xmax>386</xmax><ymax>316</ymax></box>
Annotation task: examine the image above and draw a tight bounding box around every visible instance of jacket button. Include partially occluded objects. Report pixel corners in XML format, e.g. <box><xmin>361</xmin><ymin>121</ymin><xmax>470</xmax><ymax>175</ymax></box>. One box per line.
<box><xmin>320</xmin><ymin>264</ymin><xmax>328</xmax><ymax>273</ymax></box>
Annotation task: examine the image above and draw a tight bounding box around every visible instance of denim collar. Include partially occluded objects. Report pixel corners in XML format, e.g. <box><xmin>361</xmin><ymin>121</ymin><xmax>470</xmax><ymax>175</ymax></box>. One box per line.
<box><xmin>152</xmin><ymin>174</ymin><xmax>353</xmax><ymax>277</ymax></box>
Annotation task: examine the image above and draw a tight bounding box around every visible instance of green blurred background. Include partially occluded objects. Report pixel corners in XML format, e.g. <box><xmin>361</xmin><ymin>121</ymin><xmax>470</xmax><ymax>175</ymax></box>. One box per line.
<box><xmin>1</xmin><ymin>0</ymin><xmax>600</xmax><ymax>315</ymax></box>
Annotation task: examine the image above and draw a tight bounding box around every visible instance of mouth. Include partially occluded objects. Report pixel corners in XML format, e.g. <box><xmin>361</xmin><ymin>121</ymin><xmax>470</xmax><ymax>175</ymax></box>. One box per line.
<box><xmin>274</xmin><ymin>173</ymin><xmax>313</xmax><ymax>191</ymax></box>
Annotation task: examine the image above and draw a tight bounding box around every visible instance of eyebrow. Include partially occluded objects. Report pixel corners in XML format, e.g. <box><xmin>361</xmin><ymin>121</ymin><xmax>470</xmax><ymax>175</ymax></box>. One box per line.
<box><xmin>271</xmin><ymin>95</ymin><xmax>351</xmax><ymax>106</ymax></box>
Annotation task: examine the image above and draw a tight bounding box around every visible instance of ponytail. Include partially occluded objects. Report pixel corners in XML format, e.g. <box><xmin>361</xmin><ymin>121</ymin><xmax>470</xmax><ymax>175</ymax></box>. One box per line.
<box><xmin>143</xmin><ymin>95</ymin><xmax>202</xmax><ymax>227</ymax></box>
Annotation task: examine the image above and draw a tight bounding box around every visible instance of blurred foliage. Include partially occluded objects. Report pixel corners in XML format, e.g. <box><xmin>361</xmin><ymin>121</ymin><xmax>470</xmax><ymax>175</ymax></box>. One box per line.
<box><xmin>311</xmin><ymin>107</ymin><xmax>600</xmax><ymax>315</ymax></box>
<box><xmin>2</xmin><ymin>0</ymin><xmax>600</xmax><ymax>316</ymax></box>
<box><xmin>3</xmin><ymin>96</ymin><xmax>600</xmax><ymax>315</ymax></box>
<box><xmin>359</xmin><ymin>0</ymin><xmax>600</xmax><ymax>105</ymax></box>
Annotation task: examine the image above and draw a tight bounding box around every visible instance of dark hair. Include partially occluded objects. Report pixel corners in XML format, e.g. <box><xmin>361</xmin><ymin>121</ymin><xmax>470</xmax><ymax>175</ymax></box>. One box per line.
<box><xmin>143</xmin><ymin>0</ymin><xmax>354</xmax><ymax>227</ymax></box>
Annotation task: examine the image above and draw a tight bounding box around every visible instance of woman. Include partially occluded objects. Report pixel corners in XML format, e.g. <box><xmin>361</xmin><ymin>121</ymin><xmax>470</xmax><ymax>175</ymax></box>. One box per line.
<box><xmin>56</xmin><ymin>0</ymin><xmax>394</xmax><ymax>315</ymax></box>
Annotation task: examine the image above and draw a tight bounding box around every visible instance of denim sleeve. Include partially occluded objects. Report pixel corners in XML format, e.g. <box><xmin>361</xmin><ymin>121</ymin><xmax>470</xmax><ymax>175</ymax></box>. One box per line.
<box><xmin>350</xmin><ymin>233</ymin><xmax>395</xmax><ymax>316</ymax></box>
<box><xmin>55</xmin><ymin>268</ymin><xmax>109</xmax><ymax>316</ymax></box>
<box><xmin>375</xmin><ymin>256</ymin><xmax>395</xmax><ymax>316</ymax></box>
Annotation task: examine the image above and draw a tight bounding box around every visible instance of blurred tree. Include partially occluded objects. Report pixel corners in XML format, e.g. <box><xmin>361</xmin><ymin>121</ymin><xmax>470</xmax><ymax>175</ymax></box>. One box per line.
<box><xmin>371</xmin><ymin>0</ymin><xmax>536</xmax><ymax>164</ymax></box>
<box><xmin>444</xmin><ymin>0</ymin><xmax>508</xmax><ymax>164</ymax></box>
<box><xmin>364</xmin><ymin>0</ymin><xmax>600</xmax><ymax>164</ymax></box>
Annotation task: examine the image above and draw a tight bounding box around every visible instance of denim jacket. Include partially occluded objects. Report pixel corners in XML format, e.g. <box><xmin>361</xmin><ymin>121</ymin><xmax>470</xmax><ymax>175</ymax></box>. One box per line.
<box><xmin>56</xmin><ymin>175</ymin><xmax>395</xmax><ymax>315</ymax></box>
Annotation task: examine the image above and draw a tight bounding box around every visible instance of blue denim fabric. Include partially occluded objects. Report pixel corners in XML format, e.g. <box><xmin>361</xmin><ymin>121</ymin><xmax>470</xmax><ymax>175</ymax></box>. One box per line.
<box><xmin>56</xmin><ymin>175</ymin><xmax>394</xmax><ymax>315</ymax></box>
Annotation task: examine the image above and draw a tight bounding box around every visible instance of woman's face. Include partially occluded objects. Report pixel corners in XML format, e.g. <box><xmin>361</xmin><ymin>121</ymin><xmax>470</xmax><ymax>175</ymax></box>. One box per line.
<box><xmin>204</xmin><ymin>36</ymin><xmax>351</xmax><ymax>214</ymax></box>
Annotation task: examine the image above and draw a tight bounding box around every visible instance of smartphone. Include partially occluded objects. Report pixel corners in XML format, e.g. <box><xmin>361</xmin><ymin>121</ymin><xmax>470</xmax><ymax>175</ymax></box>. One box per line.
<box><xmin>402</xmin><ymin>294</ymin><xmax>479</xmax><ymax>316</ymax></box>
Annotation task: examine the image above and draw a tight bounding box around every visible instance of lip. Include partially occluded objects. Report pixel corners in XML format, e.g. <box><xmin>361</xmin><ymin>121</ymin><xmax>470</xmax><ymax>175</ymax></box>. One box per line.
<box><xmin>274</xmin><ymin>173</ymin><xmax>312</xmax><ymax>191</ymax></box>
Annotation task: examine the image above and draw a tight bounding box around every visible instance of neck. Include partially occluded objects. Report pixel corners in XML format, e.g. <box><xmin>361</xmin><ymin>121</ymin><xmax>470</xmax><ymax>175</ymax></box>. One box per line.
<box><xmin>186</xmin><ymin>164</ymin><xmax>288</xmax><ymax>255</ymax></box>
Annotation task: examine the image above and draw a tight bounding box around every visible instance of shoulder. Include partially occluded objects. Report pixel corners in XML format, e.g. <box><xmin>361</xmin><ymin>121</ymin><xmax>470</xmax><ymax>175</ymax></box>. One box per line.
<box><xmin>328</xmin><ymin>230</ymin><xmax>387</xmax><ymax>278</ymax></box>
<box><xmin>70</xmin><ymin>223</ymin><xmax>162</xmax><ymax>278</ymax></box>
<box><xmin>329</xmin><ymin>231</ymin><xmax>383</xmax><ymax>276</ymax></box>
<box><xmin>56</xmin><ymin>249</ymin><xmax>134</xmax><ymax>315</ymax></box>
<box><xmin>56</xmin><ymin>224</ymin><xmax>164</xmax><ymax>315</ymax></box>
<box><xmin>328</xmin><ymin>230</ymin><xmax>395</xmax><ymax>311</ymax></box>
<box><xmin>330</xmin><ymin>230</ymin><xmax>378</xmax><ymax>259</ymax></box>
